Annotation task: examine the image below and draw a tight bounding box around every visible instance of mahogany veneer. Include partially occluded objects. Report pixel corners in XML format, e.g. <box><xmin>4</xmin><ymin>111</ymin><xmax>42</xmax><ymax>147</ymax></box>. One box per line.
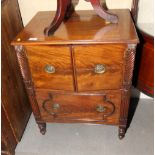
<box><xmin>136</xmin><ymin>30</ymin><xmax>154</xmax><ymax>97</ymax></box>
<box><xmin>2</xmin><ymin>0</ymin><xmax>31</xmax><ymax>154</ymax></box>
<box><xmin>12</xmin><ymin>10</ymin><xmax>139</xmax><ymax>139</ymax></box>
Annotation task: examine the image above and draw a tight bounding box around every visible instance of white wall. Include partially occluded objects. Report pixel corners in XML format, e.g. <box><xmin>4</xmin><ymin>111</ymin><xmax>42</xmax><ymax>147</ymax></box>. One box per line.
<box><xmin>18</xmin><ymin>0</ymin><xmax>133</xmax><ymax>26</ymax></box>
<box><xmin>137</xmin><ymin>0</ymin><xmax>154</xmax><ymax>23</ymax></box>
<box><xmin>137</xmin><ymin>0</ymin><xmax>154</xmax><ymax>36</ymax></box>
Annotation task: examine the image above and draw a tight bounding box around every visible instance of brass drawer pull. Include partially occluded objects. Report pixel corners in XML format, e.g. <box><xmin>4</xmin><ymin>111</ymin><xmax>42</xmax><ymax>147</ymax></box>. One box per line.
<box><xmin>94</xmin><ymin>64</ymin><xmax>106</xmax><ymax>74</ymax></box>
<box><xmin>96</xmin><ymin>105</ymin><xmax>106</xmax><ymax>112</ymax></box>
<box><xmin>44</xmin><ymin>64</ymin><xmax>55</xmax><ymax>74</ymax></box>
<box><xmin>52</xmin><ymin>103</ymin><xmax>60</xmax><ymax>110</ymax></box>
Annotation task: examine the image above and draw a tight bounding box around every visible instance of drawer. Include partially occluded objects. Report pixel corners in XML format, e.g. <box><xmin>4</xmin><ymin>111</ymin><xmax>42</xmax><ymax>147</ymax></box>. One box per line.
<box><xmin>36</xmin><ymin>90</ymin><xmax>121</xmax><ymax>124</ymax></box>
<box><xmin>74</xmin><ymin>45</ymin><xmax>125</xmax><ymax>91</ymax></box>
<box><xmin>25</xmin><ymin>46</ymin><xmax>74</xmax><ymax>91</ymax></box>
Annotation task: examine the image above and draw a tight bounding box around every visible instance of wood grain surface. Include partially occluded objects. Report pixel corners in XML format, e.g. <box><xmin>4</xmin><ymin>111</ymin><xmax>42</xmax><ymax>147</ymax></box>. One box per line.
<box><xmin>12</xmin><ymin>10</ymin><xmax>139</xmax><ymax>45</ymax></box>
<box><xmin>25</xmin><ymin>46</ymin><xmax>74</xmax><ymax>91</ymax></box>
<box><xmin>2</xmin><ymin>105</ymin><xmax>17</xmax><ymax>155</ymax></box>
<box><xmin>2</xmin><ymin>0</ymin><xmax>31</xmax><ymax>154</ymax></box>
<box><xmin>2</xmin><ymin>0</ymin><xmax>31</xmax><ymax>141</ymax></box>
<box><xmin>36</xmin><ymin>90</ymin><xmax>121</xmax><ymax>125</ymax></box>
<box><xmin>74</xmin><ymin>44</ymin><xmax>125</xmax><ymax>91</ymax></box>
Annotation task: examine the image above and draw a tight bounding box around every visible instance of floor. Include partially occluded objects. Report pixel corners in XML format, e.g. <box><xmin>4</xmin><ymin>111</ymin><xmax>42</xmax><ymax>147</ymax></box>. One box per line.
<box><xmin>15</xmin><ymin>99</ymin><xmax>154</xmax><ymax>155</ymax></box>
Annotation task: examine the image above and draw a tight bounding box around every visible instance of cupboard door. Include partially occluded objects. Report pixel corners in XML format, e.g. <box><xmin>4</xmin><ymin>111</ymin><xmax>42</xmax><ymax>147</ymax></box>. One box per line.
<box><xmin>74</xmin><ymin>44</ymin><xmax>125</xmax><ymax>91</ymax></box>
<box><xmin>25</xmin><ymin>46</ymin><xmax>74</xmax><ymax>91</ymax></box>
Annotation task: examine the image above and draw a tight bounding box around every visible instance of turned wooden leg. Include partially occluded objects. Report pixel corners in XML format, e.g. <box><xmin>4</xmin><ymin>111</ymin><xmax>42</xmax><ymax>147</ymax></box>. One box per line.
<box><xmin>88</xmin><ymin>0</ymin><xmax>118</xmax><ymax>23</ymax></box>
<box><xmin>37</xmin><ymin>122</ymin><xmax>46</xmax><ymax>135</ymax></box>
<box><xmin>119</xmin><ymin>126</ymin><xmax>126</xmax><ymax>140</ymax></box>
<box><xmin>44</xmin><ymin>0</ymin><xmax>71</xmax><ymax>36</ymax></box>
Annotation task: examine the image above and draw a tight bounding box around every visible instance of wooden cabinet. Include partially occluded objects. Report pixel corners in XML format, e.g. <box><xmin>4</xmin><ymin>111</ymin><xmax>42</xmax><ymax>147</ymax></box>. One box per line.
<box><xmin>136</xmin><ymin>31</ymin><xmax>154</xmax><ymax>96</ymax></box>
<box><xmin>2</xmin><ymin>0</ymin><xmax>31</xmax><ymax>154</ymax></box>
<box><xmin>12</xmin><ymin>10</ymin><xmax>139</xmax><ymax>139</ymax></box>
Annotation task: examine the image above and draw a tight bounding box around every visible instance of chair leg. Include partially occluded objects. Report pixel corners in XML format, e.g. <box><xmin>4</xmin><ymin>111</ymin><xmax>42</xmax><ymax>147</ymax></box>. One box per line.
<box><xmin>89</xmin><ymin>0</ymin><xmax>118</xmax><ymax>23</ymax></box>
<box><xmin>44</xmin><ymin>0</ymin><xmax>71</xmax><ymax>36</ymax></box>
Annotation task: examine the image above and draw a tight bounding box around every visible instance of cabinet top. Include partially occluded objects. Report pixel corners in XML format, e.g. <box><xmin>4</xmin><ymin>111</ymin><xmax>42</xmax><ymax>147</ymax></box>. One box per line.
<box><xmin>12</xmin><ymin>10</ymin><xmax>139</xmax><ymax>45</ymax></box>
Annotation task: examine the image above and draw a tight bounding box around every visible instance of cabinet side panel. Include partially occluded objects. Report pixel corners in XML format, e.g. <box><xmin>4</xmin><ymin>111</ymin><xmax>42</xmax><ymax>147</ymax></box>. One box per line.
<box><xmin>2</xmin><ymin>0</ymin><xmax>31</xmax><ymax>142</ymax></box>
<box><xmin>2</xmin><ymin>105</ymin><xmax>17</xmax><ymax>155</ymax></box>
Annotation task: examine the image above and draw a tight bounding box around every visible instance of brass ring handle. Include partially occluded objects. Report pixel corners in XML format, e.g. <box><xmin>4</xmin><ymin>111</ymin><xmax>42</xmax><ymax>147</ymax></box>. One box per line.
<box><xmin>96</xmin><ymin>105</ymin><xmax>106</xmax><ymax>113</ymax></box>
<box><xmin>44</xmin><ymin>64</ymin><xmax>55</xmax><ymax>74</ymax></box>
<box><xmin>42</xmin><ymin>95</ymin><xmax>61</xmax><ymax>117</ymax></box>
<box><xmin>94</xmin><ymin>64</ymin><xmax>106</xmax><ymax>74</ymax></box>
<box><xmin>50</xmin><ymin>103</ymin><xmax>60</xmax><ymax>115</ymax></box>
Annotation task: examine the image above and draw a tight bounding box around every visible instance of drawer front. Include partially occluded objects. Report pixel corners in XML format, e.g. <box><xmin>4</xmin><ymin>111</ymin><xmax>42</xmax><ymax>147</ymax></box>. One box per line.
<box><xmin>36</xmin><ymin>90</ymin><xmax>121</xmax><ymax>124</ymax></box>
<box><xmin>25</xmin><ymin>46</ymin><xmax>74</xmax><ymax>91</ymax></box>
<box><xmin>74</xmin><ymin>45</ymin><xmax>125</xmax><ymax>91</ymax></box>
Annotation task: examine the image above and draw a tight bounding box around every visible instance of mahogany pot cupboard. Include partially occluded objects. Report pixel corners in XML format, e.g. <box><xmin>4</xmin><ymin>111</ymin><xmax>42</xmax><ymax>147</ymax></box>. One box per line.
<box><xmin>12</xmin><ymin>10</ymin><xmax>139</xmax><ymax>139</ymax></box>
